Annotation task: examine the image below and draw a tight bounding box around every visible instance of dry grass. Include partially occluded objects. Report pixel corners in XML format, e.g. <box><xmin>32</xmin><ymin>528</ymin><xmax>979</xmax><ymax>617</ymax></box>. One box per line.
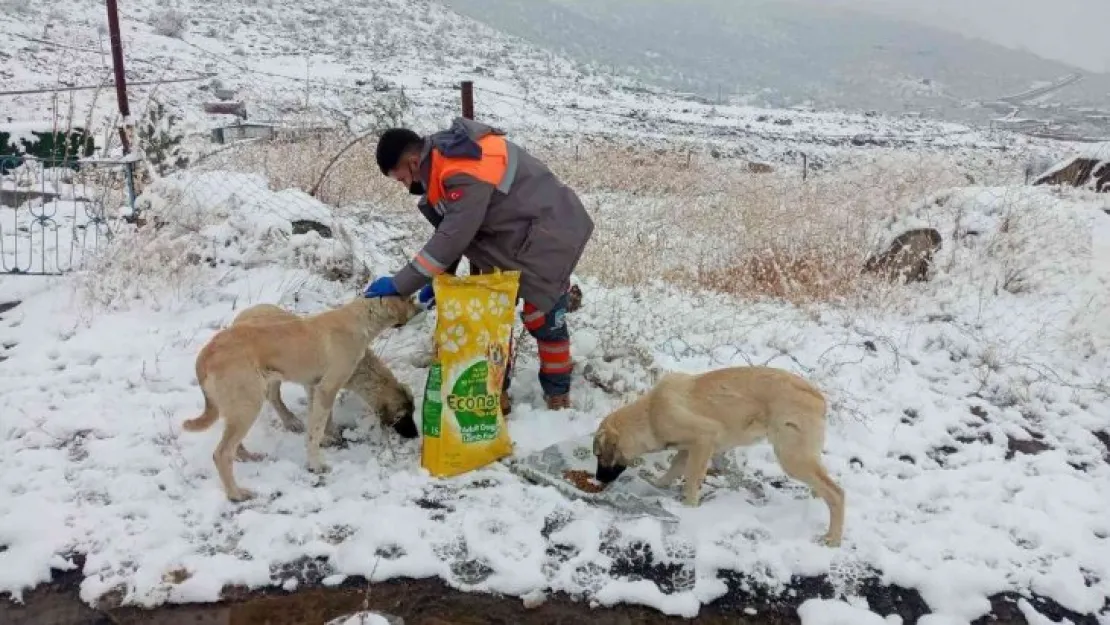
<box><xmin>191</xmin><ymin>135</ymin><xmax>979</xmax><ymax>306</ymax></box>
<box><xmin>553</xmin><ymin>146</ymin><xmax>973</xmax><ymax>305</ymax></box>
<box><xmin>192</xmin><ymin>130</ymin><xmax>395</xmax><ymax>209</ymax></box>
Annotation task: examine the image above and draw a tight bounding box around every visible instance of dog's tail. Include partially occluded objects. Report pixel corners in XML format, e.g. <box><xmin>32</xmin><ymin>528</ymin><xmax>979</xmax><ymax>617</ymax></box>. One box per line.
<box><xmin>182</xmin><ymin>387</ymin><xmax>219</xmax><ymax>432</ymax></box>
<box><xmin>184</xmin><ymin>355</ymin><xmax>219</xmax><ymax>432</ymax></box>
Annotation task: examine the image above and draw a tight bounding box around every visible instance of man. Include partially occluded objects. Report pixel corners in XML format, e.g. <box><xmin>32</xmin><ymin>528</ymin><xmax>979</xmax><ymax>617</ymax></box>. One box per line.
<box><xmin>364</xmin><ymin>116</ymin><xmax>594</xmax><ymax>412</ymax></box>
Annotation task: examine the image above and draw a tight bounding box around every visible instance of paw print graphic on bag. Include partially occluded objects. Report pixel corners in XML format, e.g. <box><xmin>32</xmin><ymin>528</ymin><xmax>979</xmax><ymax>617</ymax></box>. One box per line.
<box><xmin>421</xmin><ymin>270</ymin><xmax>521</xmax><ymax>478</ymax></box>
<box><xmin>438</xmin><ymin>324</ymin><xmax>468</xmax><ymax>354</ymax></box>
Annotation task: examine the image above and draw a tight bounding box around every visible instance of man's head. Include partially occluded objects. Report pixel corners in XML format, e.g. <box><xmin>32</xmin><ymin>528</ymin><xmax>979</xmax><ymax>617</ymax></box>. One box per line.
<box><xmin>376</xmin><ymin>128</ymin><xmax>425</xmax><ymax>195</ymax></box>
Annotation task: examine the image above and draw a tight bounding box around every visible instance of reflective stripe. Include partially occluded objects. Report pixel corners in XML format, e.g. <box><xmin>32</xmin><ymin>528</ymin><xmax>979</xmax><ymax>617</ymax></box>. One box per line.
<box><xmin>434</xmin><ymin>200</ymin><xmax>446</xmax><ymax>216</ymax></box>
<box><xmin>522</xmin><ymin>309</ymin><xmax>545</xmax><ymax>329</ymax></box>
<box><xmin>413</xmin><ymin>250</ymin><xmax>447</xmax><ymax>277</ymax></box>
<box><xmin>538</xmin><ymin>340</ymin><xmax>571</xmax><ymax>373</ymax></box>
<box><xmin>540</xmin><ymin>362</ymin><xmax>574</xmax><ymax>374</ymax></box>
<box><xmin>496</xmin><ymin>142</ymin><xmax>518</xmax><ymax>194</ymax></box>
<box><xmin>537</xmin><ymin>341</ymin><xmax>570</xmax><ymax>355</ymax></box>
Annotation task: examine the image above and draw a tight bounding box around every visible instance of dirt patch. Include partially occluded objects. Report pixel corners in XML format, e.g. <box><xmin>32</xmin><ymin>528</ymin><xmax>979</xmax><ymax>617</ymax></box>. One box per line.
<box><xmin>3</xmin><ymin>554</ymin><xmax>1107</xmax><ymax>625</ymax></box>
<box><xmin>1005</xmin><ymin>431</ymin><xmax>1053</xmax><ymax>459</ymax></box>
<box><xmin>973</xmin><ymin>592</ymin><xmax>1107</xmax><ymax>625</ymax></box>
<box><xmin>1093</xmin><ymin>430</ymin><xmax>1110</xmax><ymax>463</ymax></box>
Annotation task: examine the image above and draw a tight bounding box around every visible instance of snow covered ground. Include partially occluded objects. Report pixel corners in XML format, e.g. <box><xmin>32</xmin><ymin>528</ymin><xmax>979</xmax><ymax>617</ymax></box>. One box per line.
<box><xmin>2</xmin><ymin>168</ymin><xmax>1109</xmax><ymax>623</ymax></box>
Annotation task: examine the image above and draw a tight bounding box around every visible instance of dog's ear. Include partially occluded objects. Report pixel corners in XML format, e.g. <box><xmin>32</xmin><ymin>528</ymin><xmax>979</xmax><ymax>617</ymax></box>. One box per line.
<box><xmin>593</xmin><ymin>427</ymin><xmax>618</xmax><ymax>464</ymax></box>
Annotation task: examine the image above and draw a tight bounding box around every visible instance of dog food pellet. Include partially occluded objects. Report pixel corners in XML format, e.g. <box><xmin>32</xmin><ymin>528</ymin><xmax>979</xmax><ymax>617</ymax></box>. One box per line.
<box><xmin>563</xmin><ymin>470</ymin><xmax>606</xmax><ymax>494</ymax></box>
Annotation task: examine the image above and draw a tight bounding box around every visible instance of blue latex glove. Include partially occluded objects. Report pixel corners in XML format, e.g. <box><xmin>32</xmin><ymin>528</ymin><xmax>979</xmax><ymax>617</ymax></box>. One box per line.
<box><xmin>363</xmin><ymin>276</ymin><xmax>399</xmax><ymax>298</ymax></box>
<box><xmin>417</xmin><ymin>284</ymin><xmax>436</xmax><ymax>310</ymax></box>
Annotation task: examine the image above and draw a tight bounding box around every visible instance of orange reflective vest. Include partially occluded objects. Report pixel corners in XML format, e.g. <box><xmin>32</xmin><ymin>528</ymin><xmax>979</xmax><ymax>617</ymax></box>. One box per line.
<box><xmin>426</xmin><ymin>134</ymin><xmax>515</xmax><ymax>207</ymax></box>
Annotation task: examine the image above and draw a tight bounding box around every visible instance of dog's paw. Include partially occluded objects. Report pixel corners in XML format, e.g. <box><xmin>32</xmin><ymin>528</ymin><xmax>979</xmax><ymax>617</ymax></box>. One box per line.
<box><xmin>282</xmin><ymin>419</ymin><xmax>305</xmax><ymax>434</ymax></box>
<box><xmin>650</xmin><ymin>476</ymin><xmax>676</xmax><ymax>490</ymax></box>
<box><xmin>819</xmin><ymin>534</ymin><xmax>842</xmax><ymax>548</ymax></box>
<box><xmin>307</xmin><ymin>461</ymin><xmax>332</xmax><ymax>475</ymax></box>
<box><xmin>681</xmin><ymin>493</ymin><xmax>701</xmax><ymax>507</ymax></box>
<box><xmin>227</xmin><ymin>488</ymin><xmax>256</xmax><ymax>502</ymax></box>
<box><xmin>236</xmin><ymin>449</ymin><xmax>266</xmax><ymax>462</ymax></box>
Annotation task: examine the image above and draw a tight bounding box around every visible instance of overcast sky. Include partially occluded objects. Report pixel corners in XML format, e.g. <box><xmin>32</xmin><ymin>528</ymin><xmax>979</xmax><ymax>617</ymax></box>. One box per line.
<box><xmin>838</xmin><ymin>0</ymin><xmax>1110</xmax><ymax>72</ymax></box>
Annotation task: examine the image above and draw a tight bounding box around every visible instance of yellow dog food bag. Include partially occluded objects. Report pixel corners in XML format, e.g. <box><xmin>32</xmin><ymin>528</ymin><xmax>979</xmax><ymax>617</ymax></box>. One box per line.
<box><xmin>421</xmin><ymin>270</ymin><xmax>520</xmax><ymax>478</ymax></box>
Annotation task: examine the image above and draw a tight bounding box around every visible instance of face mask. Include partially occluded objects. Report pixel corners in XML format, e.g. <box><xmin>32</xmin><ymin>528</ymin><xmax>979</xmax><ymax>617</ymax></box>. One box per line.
<box><xmin>405</xmin><ymin>160</ymin><xmax>425</xmax><ymax>196</ymax></box>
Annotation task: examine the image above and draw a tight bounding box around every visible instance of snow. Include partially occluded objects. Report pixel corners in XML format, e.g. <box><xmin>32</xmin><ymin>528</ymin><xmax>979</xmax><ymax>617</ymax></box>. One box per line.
<box><xmin>1018</xmin><ymin>598</ymin><xmax>1076</xmax><ymax>625</ymax></box>
<box><xmin>1076</xmin><ymin>142</ymin><xmax>1110</xmax><ymax>162</ymax></box>
<box><xmin>797</xmin><ymin>598</ymin><xmax>888</xmax><ymax>625</ymax></box>
<box><xmin>326</xmin><ymin>612</ymin><xmax>392</xmax><ymax>625</ymax></box>
<box><xmin>2</xmin><ymin>169</ymin><xmax>1109</xmax><ymax>621</ymax></box>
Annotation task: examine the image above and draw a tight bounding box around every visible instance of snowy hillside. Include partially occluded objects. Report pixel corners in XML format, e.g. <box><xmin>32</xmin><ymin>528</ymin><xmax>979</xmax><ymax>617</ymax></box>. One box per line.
<box><xmin>443</xmin><ymin>0</ymin><xmax>1110</xmax><ymax>120</ymax></box>
<box><xmin>3</xmin><ymin>1</ymin><xmax>1110</xmax><ymax>624</ymax></box>
<box><xmin>0</xmin><ymin>0</ymin><xmax>1078</xmax><ymax>172</ymax></box>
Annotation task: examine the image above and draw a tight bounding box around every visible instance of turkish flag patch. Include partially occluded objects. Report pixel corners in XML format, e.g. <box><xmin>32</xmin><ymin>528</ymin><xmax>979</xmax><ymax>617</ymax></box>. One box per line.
<box><xmin>446</xmin><ymin>188</ymin><xmax>465</xmax><ymax>202</ymax></box>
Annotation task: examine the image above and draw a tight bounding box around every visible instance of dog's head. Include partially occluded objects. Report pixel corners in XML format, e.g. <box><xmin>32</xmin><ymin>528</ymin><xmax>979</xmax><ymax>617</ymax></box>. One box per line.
<box><xmin>592</xmin><ymin>423</ymin><xmax>628</xmax><ymax>484</ymax></box>
<box><xmin>382</xmin><ymin>382</ymin><xmax>419</xmax><ymax>439</ymax></box>
<box><xmin>366</xmin><ymin>295</ymin><xmax>421</xmax><ymax>329</ymax></box>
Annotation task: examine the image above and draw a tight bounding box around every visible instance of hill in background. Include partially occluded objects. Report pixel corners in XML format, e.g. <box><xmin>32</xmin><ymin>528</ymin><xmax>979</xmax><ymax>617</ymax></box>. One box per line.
<box><xmin>443</xmin><ymin>0</ymin><xmax>1110</xmax><ymax>123</ymax></box>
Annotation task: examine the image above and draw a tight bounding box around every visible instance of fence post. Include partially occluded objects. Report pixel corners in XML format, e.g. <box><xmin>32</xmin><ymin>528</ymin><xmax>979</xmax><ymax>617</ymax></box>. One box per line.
<box><xmin>461</xmin><ymin>80</ymin><xmax>474</xmax><ymax>120</ymax></box>
<box><xmin>801</xmin><ymin>152</ymin><xmax>808</xmax><ymax>181</ymax></box>
<box><xmin>124</xmin><ymin>160</ymin><xmax>138</xmax><ymax>219</ymax></box>
<box><xmin>105</xmin><ymin>0</ymin><xmax>132</xmax><ymax>154</ymax></box>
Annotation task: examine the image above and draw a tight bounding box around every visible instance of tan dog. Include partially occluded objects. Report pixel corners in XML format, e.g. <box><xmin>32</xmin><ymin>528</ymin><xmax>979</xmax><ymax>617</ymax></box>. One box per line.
<box><xmin>227</xmin><ymin>304</ymin><xmax>419</xmax><ymax>441</ymax></box>
<box><xmin>183</xmin><ymin>295</ymin><xmax>418</xmax><ymax>501</ymax></box>
<box><xmin>592</xmin><ymin>366</ymin><xmax>845</xmax><ymax>547</ymax></box>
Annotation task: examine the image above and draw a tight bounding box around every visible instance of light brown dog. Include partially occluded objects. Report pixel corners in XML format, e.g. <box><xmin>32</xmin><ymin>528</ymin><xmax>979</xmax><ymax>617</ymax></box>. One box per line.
<box><xmin>592</xmin><ymin>366</ymin><xmax>845</xmax><ymax>547</ymax></box>
<box><xmin>183</xmin><ymin>295</ymin><xmax>418</xmax><ymax>501</ymax></box>
<box><xmin>227</xmin><ymin>304</ymin><xmax>419</xmax><ymax>442</ymax></box>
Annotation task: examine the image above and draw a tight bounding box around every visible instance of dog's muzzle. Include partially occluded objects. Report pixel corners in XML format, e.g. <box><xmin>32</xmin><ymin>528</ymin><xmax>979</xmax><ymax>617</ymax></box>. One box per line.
<box><xmin>391</xmin><ymin>414</ymin><xmax>419</xmax><ymax>439</ymax></box>
<box><xmin>595</xmin><ymin>463</ymin><xmax>627</xmax><ymax>484</ymax></box>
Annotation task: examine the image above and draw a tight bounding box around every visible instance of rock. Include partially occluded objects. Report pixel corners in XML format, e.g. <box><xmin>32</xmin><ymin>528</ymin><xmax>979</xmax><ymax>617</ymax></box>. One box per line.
<box><xmin>862</xmin><ymin>228</ymin><xmax>942</xmax><ymax>283</ymax></box>
<box><xmin>0</xmin><ymin>300</ymin><xmax>20</xmax><ymax>315</ymax></box>
<box><xmin>566</xmin><ymin>283</ymin><xmax>583</xmax><ymax>313</ymax></box>
<box><xmin>1005</xmin><ymin>431</ymin><xmax>1052</xmax><ymax>459</ymax></box>
<box><xmin>747</xmin><ymin>161</ymin><xmax>774</xmax><ymax>174</ymax></box>
<box><xmin>1033</xmin><ymin>150</ymin><xmax>1110</xmax><ymax>192</ymax></box>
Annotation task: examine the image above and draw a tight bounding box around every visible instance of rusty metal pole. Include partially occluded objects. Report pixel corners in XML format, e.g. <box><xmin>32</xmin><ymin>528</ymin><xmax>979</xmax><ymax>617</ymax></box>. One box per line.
<box><xmin>461</xmin><ymin>80</ymin><xmax>474</xmax><ymax>120</ymax></box>
<box><xmin>106</xmin><ymin>0</ymin><xmax>132</xmax><ymax>154</ymax></box>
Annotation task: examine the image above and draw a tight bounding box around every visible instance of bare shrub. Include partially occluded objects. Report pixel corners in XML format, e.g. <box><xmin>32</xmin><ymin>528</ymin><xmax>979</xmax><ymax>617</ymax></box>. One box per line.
<box><xmin>74</xmin><ymin>225</ymin><xmax>206</xmax><ymax>312</ymax></box>
<box><xmin>194</xmin><ymin>131</ymin><xmax>402</xmax><ymax>210</ymax></box>
<box><xmin>191</xmin><ymin>94</ymin><xmax>411</xmax><ymax>209</ymax></box>
<box><xmin>150</xmin><ymin>9</ymin><xmax>189</xmax><ymax>39</ymax></box>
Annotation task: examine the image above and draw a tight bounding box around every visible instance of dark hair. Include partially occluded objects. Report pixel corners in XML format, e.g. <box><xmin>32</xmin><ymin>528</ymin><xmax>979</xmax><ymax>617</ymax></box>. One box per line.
<box><xmin>375</xmin><ymin>128</ymin><xmax>423</xmax><ymax>175</ymax></box>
